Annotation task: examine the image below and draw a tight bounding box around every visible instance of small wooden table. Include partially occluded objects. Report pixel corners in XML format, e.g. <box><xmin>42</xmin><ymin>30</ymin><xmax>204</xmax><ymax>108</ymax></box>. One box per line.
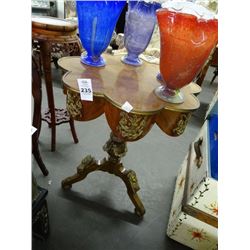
<box><xmin>58</xmin><ymin>54</ymin><xmax>201</xmax><ymax>216</ymax></box>
<box><xmin>32</xmin><ymin>16</ymin><xmax>82</xmax><ymax>151</ymax></box>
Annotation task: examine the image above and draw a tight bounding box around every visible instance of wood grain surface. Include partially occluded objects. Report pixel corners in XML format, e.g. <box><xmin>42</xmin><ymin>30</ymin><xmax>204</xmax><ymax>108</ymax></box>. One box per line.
<box><xmin>59</xmin><ymin>55</ymin><xmax>200</xmax><ymax>115</ymax></box>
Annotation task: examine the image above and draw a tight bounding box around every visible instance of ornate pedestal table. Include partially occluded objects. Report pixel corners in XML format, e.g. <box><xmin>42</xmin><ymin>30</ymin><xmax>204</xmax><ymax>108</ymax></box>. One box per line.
<box><xmin>58</xmin><ymin>54</ymin><xmax>201</xmax><ymax>216</ymax></box>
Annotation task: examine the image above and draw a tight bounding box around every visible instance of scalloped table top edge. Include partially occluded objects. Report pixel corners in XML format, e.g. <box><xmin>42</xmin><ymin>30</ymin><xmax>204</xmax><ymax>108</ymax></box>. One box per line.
<box><xmin>58</xmin><ymin>55</ymin><xmax>201</xmax><ymax>114</ymax></box>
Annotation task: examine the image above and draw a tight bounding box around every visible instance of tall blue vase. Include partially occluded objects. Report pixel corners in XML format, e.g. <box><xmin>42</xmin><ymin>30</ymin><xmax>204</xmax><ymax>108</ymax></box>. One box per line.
<box><xmin>76</xmin><ymin>0</ymin><xmax>126</xmax><ymax>67</ymax></box>
<box><xmin>121</xmin><ymin>1</ymin><xmax>161</xmax><ymax>66</ymax></box>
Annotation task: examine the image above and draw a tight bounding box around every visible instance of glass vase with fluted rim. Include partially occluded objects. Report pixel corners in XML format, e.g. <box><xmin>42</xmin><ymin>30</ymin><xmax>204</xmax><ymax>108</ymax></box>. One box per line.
<box><xmin>155</xmin><ymin>4</ymin><xmax>218</xmax><ymax>103</ymax></box>
<box><xmin>121</xmin><ymin>0</ymin><xmax>161</xmax><ymax>67</ymax></box>
<box><xmin>76</xmin><ymin>0</ymin><xmax>126</xmax><ymax>67</ymax></box>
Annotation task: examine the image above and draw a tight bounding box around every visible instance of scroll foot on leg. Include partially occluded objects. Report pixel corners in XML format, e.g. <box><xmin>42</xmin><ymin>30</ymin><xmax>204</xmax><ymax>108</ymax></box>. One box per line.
<box><xmin>61</xmin><ymin>155</ymin><xmax>98</xmax><ymax>189</ymax></box>
<box><xmin>61</xmin><ymin>181</ymin><xmax>72</xmax><ymax>190</ymax></box>
<box><xmin>119</xmin><ymin>169</ymin><xmax>145</xmax><ymax>217</ymax></box>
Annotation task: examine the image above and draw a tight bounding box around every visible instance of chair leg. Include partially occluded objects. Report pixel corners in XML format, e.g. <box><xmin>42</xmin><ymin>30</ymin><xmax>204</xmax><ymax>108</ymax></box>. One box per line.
<box><xmin>33</xmin><ymin>146</ymin><xmax>49</xmax><ymax>176</ymax></box>
<box><xmin>32</xmin><ymin>54</ymin><xmax>49</xmax><ymax>176</ymax></box>
<box><xmin>52</xmin><ymin>56</ymin><xmax>59</xmax><ymax>69</ymax></box>
<box><xmin>32</xmin><ymin>123</ymin><xmax>48</xmax><ymax>176</ymax></box>
<box><xmin>69</xmin><ymin>117</ymin><xmax>79</xmax><ymax>144</ymax></box>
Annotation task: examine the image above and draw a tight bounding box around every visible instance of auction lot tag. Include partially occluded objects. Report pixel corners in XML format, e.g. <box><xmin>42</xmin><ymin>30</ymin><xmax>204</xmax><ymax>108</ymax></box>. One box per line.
<box><xmin>77</xmin><ymin>79</ymin><xmax>93</xmax><ymax>101</ymax></box>
<box><xmin>121</xmin><ymin>101</ymin><xmax>133</xmax><ymax>113</ymax></box>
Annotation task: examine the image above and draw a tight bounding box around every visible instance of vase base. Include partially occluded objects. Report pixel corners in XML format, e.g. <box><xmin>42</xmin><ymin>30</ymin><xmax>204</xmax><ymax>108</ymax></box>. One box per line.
<box><xmin>121</xmin><ymin>55</ymin><xmax>142</xmax><ymax>66</ymax></box>
<box><xmin>154</xmin><ymin>85</ymin><xmax>184</xmax><ymax>104</ymax></box>
<box><xmin>80</xmin><ymin>54</ymin><xmax>106</xmax><ymax>67</ymax></box>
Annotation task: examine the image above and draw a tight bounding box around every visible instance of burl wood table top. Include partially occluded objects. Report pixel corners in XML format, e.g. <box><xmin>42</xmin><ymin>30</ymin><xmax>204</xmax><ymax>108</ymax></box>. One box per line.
<box><xmin>32</xmin><ymin>16</ymin><xmax>78</xmax><ymax>42</ymax></box>
<box><xmin>58</xmin><ymin>54</ymin><xmax>201</xmax><ymax>115</ymax></box>
<box><xmin>32</xmin><ymin>16</ymin><xmax>77</xmax><ymax>32</ymax></box>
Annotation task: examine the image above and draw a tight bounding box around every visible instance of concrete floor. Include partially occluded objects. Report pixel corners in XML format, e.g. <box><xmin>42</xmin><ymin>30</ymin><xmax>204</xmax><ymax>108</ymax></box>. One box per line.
<box><xmin>32</xmin><ymin>63</ymin><xmax>218</xmax><ymax>250</ymax></box>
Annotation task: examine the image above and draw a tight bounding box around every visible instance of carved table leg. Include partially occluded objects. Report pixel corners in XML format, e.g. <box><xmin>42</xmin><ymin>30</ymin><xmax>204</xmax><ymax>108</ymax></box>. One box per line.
<box><xmin>61</xmin><ymin>132</ymin><xmax>145</xmax><ymax>216</ymax></box>
<box><xmin>61</xmin><ymin>155</ymin><xmax>101</xmax><ymax>190</ymax></box>
<box><xmin>69</xmin><ymin>117</ymin><xmax>79</xmax><ymax>143</ymax></box>
<box><xmin>32</xmin><ymin>146</ymin><xmax>49</xmax><ymax>176</ymax></box>
<box><xmin>40</xmin><ymin>41</ymin><xmax>56</xmax><ymax>152</ymax></box>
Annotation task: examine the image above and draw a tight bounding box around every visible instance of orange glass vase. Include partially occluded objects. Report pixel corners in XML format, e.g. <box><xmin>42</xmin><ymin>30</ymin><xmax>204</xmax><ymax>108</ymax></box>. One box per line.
<box><xmin>155</xmin><ymin>8</ymin><xmax>218</xmax><ymax>103</ymax></box>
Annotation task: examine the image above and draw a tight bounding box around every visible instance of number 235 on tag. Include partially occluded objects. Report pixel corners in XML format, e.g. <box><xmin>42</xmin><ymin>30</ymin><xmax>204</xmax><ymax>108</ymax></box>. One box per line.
<box><xmin>77</xmin><ymin>79</ymin><xmax>93</xmax><ymax>101</ymax></box>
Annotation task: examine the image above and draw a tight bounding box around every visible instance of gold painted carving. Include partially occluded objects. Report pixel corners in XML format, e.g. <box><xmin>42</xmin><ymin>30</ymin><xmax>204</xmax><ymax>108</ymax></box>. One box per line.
<box><xmin>172</xmin><ymin>113</ymin><xmax>191</xmax><ymax>136</ymax></box>
<box><xmin>66</xmin><ymin>90</ymin><xmax>83</xmax><ymax>119</ymax></box>
<box><xmin>127</xmin><ymin>170</ymin><xmax>140</xmax><ymax>193</ymax></box>
<box><xmin>117</xmin><ymin>112</ymin><xmax>148</xmax><ymax>140</ymax></box>
<box><xmin>103</xmin><ymin>133</ymin><xmax>127</xmax><ymax>163</ymax></box>
<box><xmin>61</xmin><ymin>132</ymin><xmax>145</xmax><ymax>216</ymax></box>
<box><xmin>77</xmin><ymin>155</ymin><xmax>96</xmax><ymax>173</ymax></box>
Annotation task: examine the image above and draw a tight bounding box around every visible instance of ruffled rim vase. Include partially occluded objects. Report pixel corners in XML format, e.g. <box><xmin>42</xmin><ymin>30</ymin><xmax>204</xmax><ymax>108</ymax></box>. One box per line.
<box><xmin>76</xmin><ymin>0</ymin><xmax>126</xmax><ymax>67</ymax></box>
<box><xmin>121</xmin><ymin>0</ymin><xmax>161</xmax><ymax>66</ymax></box>
<box><xmin>154</xmin><ymin>2</ymin><xmax>218</xmax><ymax>103</ymax></box>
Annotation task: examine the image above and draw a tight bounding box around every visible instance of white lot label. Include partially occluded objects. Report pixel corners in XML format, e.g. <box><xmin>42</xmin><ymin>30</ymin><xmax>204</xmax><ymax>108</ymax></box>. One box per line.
<box><xmin>121</xmin><ymin>101</ymin><xmax>133</xmax><ymax>113</ymax></box>
<box><xmin>77</xmin><ymin>79</ymin><xmax>93</xmax><ymax>101</ymax></box>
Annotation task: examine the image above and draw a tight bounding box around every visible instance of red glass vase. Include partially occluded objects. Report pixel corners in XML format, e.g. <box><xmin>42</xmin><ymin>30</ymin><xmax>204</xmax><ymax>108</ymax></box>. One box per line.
<box><xmin>155</xmin><ymin>8</ymin><xmax>218</xmax><ymax>103</ymax></box>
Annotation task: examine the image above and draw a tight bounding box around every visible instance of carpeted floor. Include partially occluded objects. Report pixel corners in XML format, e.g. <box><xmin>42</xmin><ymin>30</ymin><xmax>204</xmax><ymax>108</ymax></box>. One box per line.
<box><xmin>32</xmin><ymin>62</ymin><xmax>218</xmax><ymax>250</ymax></box>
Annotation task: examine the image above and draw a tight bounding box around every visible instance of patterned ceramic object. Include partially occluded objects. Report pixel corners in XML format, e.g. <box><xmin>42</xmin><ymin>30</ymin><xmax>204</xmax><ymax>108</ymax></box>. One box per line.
<box><xmin>186</xmin><ymin>121</ymin><xmax>209</xmax><ymax>200</ymax></box>
<box><xmin>121</xmin><ymin>0</ymin><xmax>161</xmax><ymax>66</ymax></box>
<box><xmin>76</xmin><ymin>0</ymin><xmax>126</xmax><ymax>67</ymax></box>
<box><xmin>167</xmin><ymin>177</ymin><xmax>218</xmax><ymax>249</ymax></box>
<box><xmin>155</xmin><ymin>2</ymin><xmax>218</xmax><ymax>103</ymax></box>
<box><xmin>167</xmin><ymin>121</ymin><xmax>218</xmax><ymax>249</ymax></box>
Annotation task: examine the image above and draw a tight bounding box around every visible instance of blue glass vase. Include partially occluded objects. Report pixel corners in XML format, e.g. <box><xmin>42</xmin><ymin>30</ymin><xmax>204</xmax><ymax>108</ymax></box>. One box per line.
<box><xmin>76</xmin><ymin>0</ymin><xmax>126</xmax><ymax>67</ymax></box>
<box><xmin>121</xmin><ymin>1</ymin><xmax>161</xmax><ymax>66</ymax></box>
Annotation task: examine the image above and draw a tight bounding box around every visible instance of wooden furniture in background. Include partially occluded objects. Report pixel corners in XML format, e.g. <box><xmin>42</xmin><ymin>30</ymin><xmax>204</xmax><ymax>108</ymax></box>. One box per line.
<box><xmin>58</xmin><ymin>54</ymin><xmax>201</xmax><ymax>216</ymax></box>
<box><xmin>32</xmin><ymin>54</ymin><xmax>48</xmax><ymax>176</ymax></box>
<box><xmin>209</xmin><ymin>46</ymin><xmax>218</xmax><ymax>85</ymax></box>
<box><xmin>32</xmin><ymin>16</ymin><xmax>82</xmax><ymax>151</ymax></box>
<box><xmin>195</xmin><ymin>46</ymin><xmax>218</xmax><ymax>86</ymax></box>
